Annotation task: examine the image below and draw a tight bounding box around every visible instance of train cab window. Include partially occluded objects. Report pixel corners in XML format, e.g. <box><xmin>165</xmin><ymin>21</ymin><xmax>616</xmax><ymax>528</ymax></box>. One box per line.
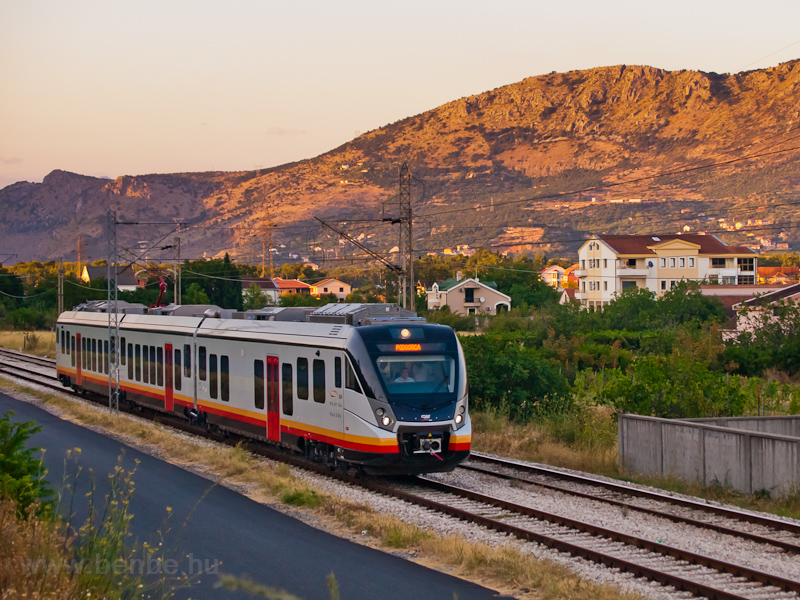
<box><xmin>254</xmin><ymin>360</ymin><xmax>265</xmax><ymax>410</ymax></box>
<box><xmin>313</xmin><ymin>359</ymin><xmax>326</xmax><ymax>404</ymax></box>
<box><xmin>71</xmin><ymin>336</ymin><xmax>75</xmax><ymax>367</ymax></box>
<box><xmin>120</xmin><ymin>337</ymin><xmax>126</xmax><ymax>365</ymax></box>
<box><xmin>199</xmin><ymin>346</ymin><xmax>207</xmax><ymax>381</ymax></box>
<box><xmin>334</xmin><ymin>357</ymin><xmax>342</xmax><ymax>389</ymax></box>
<box><xmin>127</xmin><ymin>344</ymin><xmax>133</xmax><ymax>380</ymax></box>
<box><xmin>281</xmin><ymin>363</ymin><xmax>293</xmax><ymax>416</ymax></box>
<box><xmin>150</xmin><ymin>346</ymin><xmax>157</xmax><ymax>385</ymax></box>
<box><xmin>143</xmin><ymin>345</ymin><xmax>150</xmax><ymax>384</ymax></box>
<box><xmin>297</xmin><ymin>358</ymin><xmax>309</xmax><ymax>400</ymax></box>
<box><xmin>345</xmin><ymin>358</ymin><xmax>362</xmax><ymax>394</ymax></box>
<box><xmin>209</xmin><ymin>354</ymin><xmax>218</xmax><ymax>399</ymax></box>
<box><xmin>183</xmin><ymin>344</ymin><xmax>191</xmax><ymax>378</ymax></box>
<box><xmin>156</xmin><ymin>347</ymin><xmax>163</xmax><ymax>387</ymax></box>
<box><xmin>173</xmin><ymin>349</ymin><xmax>182</xmax><ymax>391</ymax></box>
<box><xmin>135</xmin><ymin>344</ymin><xmax>142</xmax><ymax>381</ymax></box>
<box><xmin>104</xmin><ymin>340</ymin><xmax>109</xmax><ymax>375</ymax></box>
<box><xmin>220</xmin><ymin>356</ymin><xmax>229</xmax><ymax>402</ymax></box>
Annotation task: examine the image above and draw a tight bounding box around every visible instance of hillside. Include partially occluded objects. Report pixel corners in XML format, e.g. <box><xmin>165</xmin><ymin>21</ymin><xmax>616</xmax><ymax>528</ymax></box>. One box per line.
<box><xmin>2</xmin><ymin>61</ymin><xmax>800</xmax><ymax>264</ymax></box>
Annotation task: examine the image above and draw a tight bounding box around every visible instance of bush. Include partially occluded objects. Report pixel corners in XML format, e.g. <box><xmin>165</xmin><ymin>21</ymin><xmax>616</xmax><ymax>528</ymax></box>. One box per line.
<box><xmin>0</xmin><ymin>411</ymin><xmax>52</xmax><ymax>517</ymax></box>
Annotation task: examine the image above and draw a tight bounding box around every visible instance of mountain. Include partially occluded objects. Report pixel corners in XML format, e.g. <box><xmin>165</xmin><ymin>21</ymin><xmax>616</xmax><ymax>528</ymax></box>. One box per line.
<box><xmin>3</xmin><ymin>61</ymin><xmax>800</xmax><ymax>264</ymax></box>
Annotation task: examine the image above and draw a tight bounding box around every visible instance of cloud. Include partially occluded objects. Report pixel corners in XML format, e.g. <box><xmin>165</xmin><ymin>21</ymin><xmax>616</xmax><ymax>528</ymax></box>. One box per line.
<box><xmin>264</xmin><ymin>127</ymin><xmax>306</xmax><ymax>136</ymax></box>
<box><xmin>1</xmin><ymin>156</ymin><xmax>23</xmax><ymax>164</ymax></box>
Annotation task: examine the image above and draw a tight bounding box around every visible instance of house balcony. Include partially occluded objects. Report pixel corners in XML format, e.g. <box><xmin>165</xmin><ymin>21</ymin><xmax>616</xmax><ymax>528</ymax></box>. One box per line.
<box><xmin>574</xmin><ymin>269</ymin><xmax>587</xmax><ymax>277</ymax></box>
<box><xmin>616</xmin><ymin>267</ymin><xmax>650</xmax><ymax>277</ymax></box>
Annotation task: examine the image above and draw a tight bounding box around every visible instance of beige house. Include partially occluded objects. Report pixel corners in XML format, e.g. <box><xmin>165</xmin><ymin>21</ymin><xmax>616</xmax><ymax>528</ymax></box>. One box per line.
<box><xmin>426</xmin><ymin>277</ymin><xmax>511</xmax><ymax>316</ymax></box>
<box><xmin>310</xmin><ymin>278</ymin><xmax>351</xmax><ymax>301</ymax></box>
<box><xmin>732</xmin><ymin>282</ymin><xmax>800</xmax><ymax>334</ymax></box>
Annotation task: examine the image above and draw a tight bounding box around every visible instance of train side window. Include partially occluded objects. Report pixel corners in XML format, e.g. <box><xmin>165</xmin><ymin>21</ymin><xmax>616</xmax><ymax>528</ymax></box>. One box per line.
<box><xmin>60</xmin><ymin>330</ymin><xmax>65</xmax><ymax>354</ymax></box>
<box><xmin>120</xmin><ymin>337</ymin><xmax>126</xmax><ymax>365</ymax></box>
<box><xmin>83</xmin><ymin>338</ymin><xmax>87</xmax><ymax>369</ymax></box>
<box><xmin>199</xmin><ymin>346</ymin><xmax>207</xmax><ymax>381</ymax></box>
<box><xmin>313</xmin><ymin>359</ymin><xmax>325</xmax><ymax>403</ymax></box>
<box><xmin>156</xmin><ymin>347</ymin><xmax>164</xmax><ymax>387</ymax></box>
<box><xmin>254</xmin><ymin>360</ymin><xmax>265</xmax><ymax>410</ymax></box>
<box><xmin>345</xmin><ymin>358</ymin><xmax>362</xmax><ymax>394</ymax></box>
<box><xmin>334</xmin><ymin>357</ymin><xmax>342</xmax><ymax>388</ymax></box>
<box><xmin>209</xmin><ymin>354</ymin><xmax>218</xmax><ymax>399</ymax></box>
<box><xmin>91</xmin><ymin>339</ymin><xmax>97</xmax><ymax>372</ymax></box>
<box><xmin>281</xmin><ymin>363</ymin><xmax>293</xmax><ymax>416</ymax></box>
<box><xmin>297</xmin><ymin>358</ymin><xmax>309</xmax><ymax>400</ymax></box>
<box><xmin>135</xmin><ymin>344</ymin><xmax>141</xmax><ymax>381</ymax></box>
<box><xmin>150</xmin><ymin>346</ymin><xmax>157</xmax><ymax>385</ymax></box>
<box><xmin>220</xmin><ymin>356</ymin><xmax>229</xmax><ymax>402</ymax></box>
<box><xmin>104</xmin><ymin>340</ymin><xmax>109</xmax><ymax>375</ymax></box>
<box><xmin>183</xmin><ymin>344</ymin><xmax>191</xmax><ymax>378</ymax></box>
<box><xmin>127</xmin><ymin>344</ymin><xmax>133</xmax><ymax>380</ymax></box>
<box><xmin>173</xmin><ymin>349</ymin><xmax>182</xmax><ymax>391</ymax></box>
<box><xmin>71</xmin><ymin>336</ymin><xmax>75</xmax><ymax>367</ymax></box>
<box><xmin>143</xmin><ymin>345</ymin><xmax>150</xmax><ymax>384</ymax></box>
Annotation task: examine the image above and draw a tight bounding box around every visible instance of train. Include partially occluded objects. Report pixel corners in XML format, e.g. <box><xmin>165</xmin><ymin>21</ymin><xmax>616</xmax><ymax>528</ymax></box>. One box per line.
<box><xmin>55</xmin><ymin>303</ymin><xmax>471</xmax><ymax>475</ymax></box>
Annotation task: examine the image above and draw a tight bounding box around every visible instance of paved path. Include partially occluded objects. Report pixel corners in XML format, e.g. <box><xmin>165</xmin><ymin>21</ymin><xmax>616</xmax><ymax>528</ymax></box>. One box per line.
<box><xmin>0</xmin><ymin>391</ymin><xmax>502</xmax><ymax>600</ymax></box>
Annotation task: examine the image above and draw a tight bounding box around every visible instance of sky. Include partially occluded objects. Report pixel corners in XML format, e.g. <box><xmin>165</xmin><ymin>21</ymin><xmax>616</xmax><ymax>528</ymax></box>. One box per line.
<box><xmin>2</xmin><ymin>0</ymin><xmax>800</xmax><ymax>190</ymax></box>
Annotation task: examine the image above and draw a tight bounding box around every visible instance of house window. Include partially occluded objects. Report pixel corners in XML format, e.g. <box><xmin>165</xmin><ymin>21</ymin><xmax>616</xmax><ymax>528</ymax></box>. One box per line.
<box><xmin>621</xmin><ymin>281</ymin><xmax>636</xmax><ymax>290</ymax></box>
<box><xmin>661</xmin><ymin>280</ymin><xmax>667</xmax><ymax>291</ymax></box>
<box><xmin>626</xmin><ymin>258</ymin><xmax>636</xmax><ymax>267</ymax></box>
<box><xmin>670</xmin><ymin>258</ymin><xmax>676</xmax><ymax>268</ymax></box>
<box><xmin>712</xmin><ymin>258</ymin><xmax>726</xmax><ymax>268</ymax></box>
<box><xmin>339</xmin><ymin>287</ymin><xmax>344</xmax><ymax>292</ymax></box>
<box><xmin>464</xmin><ymin>288</ymin><xmax>475</xmax><ymax>303</ymax></box>
<box><xmin>738</xmin><ymin>275</ymin><xmax>755</xmax><ymax>284</ymax></box>
<box><xmin>737</xmin><ymin>258</ymin><xmax>754</xmax><ymax>272</ymax></box>
<box><xmin>603</xmin><ymin>281</ymin><xmax>607</xmax><ymax>291</ymax></box>
<box><xmin>581</xmin><ymin>260</ymin><xmax>586</xmax><ymax>269</ymax></box>
<box><xmin>679</xmin><ymin>258</ymin><xmax>685</xmax><ymax>268</ymax></box>
<box><xmin>707</xmin><ymin>274</ymin><xmax>718</xmax><ymax>283</ymax></box>
<box><xmin>689</xmin><ymin>257</ymin><xmax>695</xmax><ymax>268</ymax></box>
<box><xmin>722</xmin><ymin>276</ymin><xmax>736</xmax><ymax>285</ymax></box>
<box><xmin>603</xmin><ymin>259</ymin><xmax>607</xmax><ymax>268</ymax></box>
<box><xmin>670</xmin><ymin>280</ymin><xmax>677</xmax><ymax>289</ymax></box>
<box><xmin>660</xmin><ymin>258</ymin><xmax>666</xmax><ymax>267</ymax></box>
<box><xmin>582</xmin><ymin>282</ymin><xmax>586</xmax><ymax>292</ymax></box>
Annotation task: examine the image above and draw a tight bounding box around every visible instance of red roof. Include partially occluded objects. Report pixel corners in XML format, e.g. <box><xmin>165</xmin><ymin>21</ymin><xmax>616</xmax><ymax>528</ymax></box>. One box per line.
<box><xmin>595</xmin><ymin>234</ymin><xmax>755</xmax><ymax>256</ymax></box>
<box><xmin>758</xmin><ymin>266</ymin><xmax>800</xmax><ymax>278</ymax></box>
<box><xmin>273</xmin><ymin>278</ymin><xmax>311</xmax><ymax>290</ymax></box>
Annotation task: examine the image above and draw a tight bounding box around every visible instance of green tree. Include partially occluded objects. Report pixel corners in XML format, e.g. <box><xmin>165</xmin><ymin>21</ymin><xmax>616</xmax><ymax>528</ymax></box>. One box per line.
<box><xmin>0</xmin><ymin>411</ymin><xmax>52</xmax><ymax>517</ymax></box>
<box><xmin>184</xmin><ymin>283</ymin><xmax>210</xmax><ymax>305</ymax></box>
<box><xmin>243</xmin><ymin>283</ymin><xmax>270</xmax><ymax>310</ymax></box>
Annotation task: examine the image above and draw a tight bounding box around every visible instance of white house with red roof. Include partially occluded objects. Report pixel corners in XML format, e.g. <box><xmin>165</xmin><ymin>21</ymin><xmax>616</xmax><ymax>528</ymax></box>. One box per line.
<box><xmin>309</xmin><ymin>278</ymin><xmax>351</xmax><ymax>301</ymax></box>
<box><xmin>576</xmin><ymin>234</ymin><xmax>757</xmax><ymax>309</ymax></box>
<box><xmin>272</xmin><ymin>278</ymin><xmax>311</xmax><ymax>296</ymax></box>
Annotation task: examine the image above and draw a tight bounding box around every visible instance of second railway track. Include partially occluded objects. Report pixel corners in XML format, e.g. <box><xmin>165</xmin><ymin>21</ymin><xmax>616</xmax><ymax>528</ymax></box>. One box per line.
<box><xmin>2</xmin><ymin>353</ymin><xmax>800</xmax><ymax>600</ymax></box>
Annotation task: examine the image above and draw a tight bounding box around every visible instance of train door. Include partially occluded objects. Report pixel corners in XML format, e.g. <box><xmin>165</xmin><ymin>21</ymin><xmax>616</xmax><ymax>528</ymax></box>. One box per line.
<box><xmin>76</xmin><ymin>333</ymin><xmax>82</xmax><ymax>386</ymax></box>
<box><xmin>266</xmin><ymin>355</ymin><xmax>280</xmax><ymax>442</ymax></box>
<box><xmin>164</xmin><ymin>343</ymin><xmax>174</xmax><ymax>412</ymax></box>
<box><xmin>332</xmin><ymin>355</ymin><xmax>344</xmax><ymax>434</ymax></box>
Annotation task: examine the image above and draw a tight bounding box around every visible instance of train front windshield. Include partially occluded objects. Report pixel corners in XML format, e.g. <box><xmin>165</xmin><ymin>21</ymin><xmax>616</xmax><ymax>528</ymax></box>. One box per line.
<box><xmin>376</xmin><ymin>355</ymin><xmax>455</xmax><ymax>398</ymax></box>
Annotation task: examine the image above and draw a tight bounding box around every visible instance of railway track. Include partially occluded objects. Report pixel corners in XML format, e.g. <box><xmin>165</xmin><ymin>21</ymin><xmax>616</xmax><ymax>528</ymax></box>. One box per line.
<box><xmin>2</xmin><ymin>352</ymin><xmax>800</xmax><ymax>599</ymax></box>
<box><xmin>460</xmin><ymin>454</ymin><xmax>800</xmax><ymax>553</ymax></box>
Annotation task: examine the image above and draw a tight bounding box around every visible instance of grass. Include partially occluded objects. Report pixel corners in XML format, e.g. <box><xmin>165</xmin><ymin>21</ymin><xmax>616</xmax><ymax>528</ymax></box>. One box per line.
<box><xmin>0</xmin><ymin>377</ymin><xmax>644</xmax><ymax>600</ymax></box>
<box><xmin>0</xmin><ymin>330</ymin><xmax>57</xmax><ymax>358</ymax></box>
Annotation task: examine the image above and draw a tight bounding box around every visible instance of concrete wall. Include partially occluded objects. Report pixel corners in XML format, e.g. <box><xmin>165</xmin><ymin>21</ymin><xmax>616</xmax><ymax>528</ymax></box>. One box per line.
<box><xmin>618</xmin><ymin>413</ymin><xmax>800</xmax><ymax>497</ymax></box>
<box><xmin>685</xmin><ymin>416</ymin><xmax>800</xmax><ymax>439</ymax></box>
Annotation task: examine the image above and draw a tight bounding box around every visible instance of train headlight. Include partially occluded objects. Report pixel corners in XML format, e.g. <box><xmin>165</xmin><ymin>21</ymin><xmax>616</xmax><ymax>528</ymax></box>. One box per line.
<box><xmin>455</xmin><ymin>414</ymin><xmax>463</xmax><ymax>424</ymax></box>
<box><xmin>458</xmin><ymin>405</ymin><xmax>465</xmax><ymax>415</ymax></box>
<box><xmin>400</xmin><ymin>328</ymin><xmax>411</xmax><ymax>339</ymax></box>
<box><xmin>376</xmin><ymin>408</ymin><xmax>385</xmax><ymax>417</ymax></box>
<box><xmin>381</xmin><ymin>415</ymin><xmax>392</xmax><ymax>427</ymax></box>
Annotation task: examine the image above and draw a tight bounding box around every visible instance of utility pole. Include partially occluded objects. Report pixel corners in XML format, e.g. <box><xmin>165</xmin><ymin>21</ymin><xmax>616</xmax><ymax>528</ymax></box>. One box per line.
<box><xmin>57</xmin><ymin>257</ymin><xmax>64</xmax><ymax>315</ymax></box>
<box><xmin>260</xmin><ymin>197</ymin><xmax>276</xmax><ymax>278</ymax></box>
<box><xmin>174</xmin><ymin>236</ymin><xmax>181</xmax><ymax>304</ymax></box>
<box><xmin>383</xmin><ymin>163</ymin><xmax>414</xmax><ymax>309</ymax></box>
<box><xmin>107</xmin><ymin>210</ymin><xmax>120</xmax><ymax>412</ymax></box>
<box><xmin>76</xmin><ymin>234</ymin><xmax>86</xmax><ymax>279</ymax></box>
